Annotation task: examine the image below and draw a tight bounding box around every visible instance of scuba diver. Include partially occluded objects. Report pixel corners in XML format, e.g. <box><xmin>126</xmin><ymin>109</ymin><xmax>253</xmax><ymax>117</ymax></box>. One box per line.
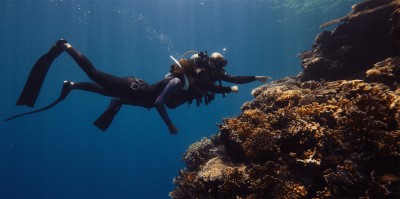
<box><xmin>7</xmin><ymin>39</ymin><xmax>184</xmax><ymax>134</ymax></box>
<box><xmin>5</xmin><ymin>39</ymin><xmax>269</xmax><ymax>134</ymax></box>
<box><xmin>192</xmin><ymin>51</ymin><xmax>270</xmax><ymax>92</ymax></box>
<box><xmin>165</xmin><ymin>51</ymin><xmax>270</xmax><ymax>108</ymax></box>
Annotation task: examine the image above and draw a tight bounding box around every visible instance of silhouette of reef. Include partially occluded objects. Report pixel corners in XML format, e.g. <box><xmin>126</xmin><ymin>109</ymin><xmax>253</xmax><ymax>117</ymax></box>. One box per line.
<box><xmin>170</xmin><ymin>0</ymin><xmax>400</xmax><ymax>198</ymax></box>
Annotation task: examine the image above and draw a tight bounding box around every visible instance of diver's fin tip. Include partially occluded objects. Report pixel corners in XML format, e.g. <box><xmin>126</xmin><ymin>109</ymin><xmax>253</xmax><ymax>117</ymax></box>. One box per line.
<box><xmin>16</xmin><ymin>101</ymin><xmax>34</xmax><ymax>108</ymax></box>
<box><xmin>93</xmin><ymin>99</ymin><xmax>123</xmax><ymax>132</ymax></box>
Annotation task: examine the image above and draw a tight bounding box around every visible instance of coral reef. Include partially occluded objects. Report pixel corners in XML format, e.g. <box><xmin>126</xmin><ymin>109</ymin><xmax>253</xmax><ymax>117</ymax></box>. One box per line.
<box><xmin>170</xmin><ymin>1</ymin><xmax>400</xmax><ymax>198</ymax></box>
<box><xmin>171</xmin><ymin>75</ymin><xmax>400</xmax><ymax>198</ymax></box>
<box><xmin>299</xmin><ymin>0</ymin><xmax>400</xmax><ymax>81</ymax></box>
<box><xmin>365</xmin><ymin>57</ymin><xmax>400</xmax><ymax>91</ymax></box>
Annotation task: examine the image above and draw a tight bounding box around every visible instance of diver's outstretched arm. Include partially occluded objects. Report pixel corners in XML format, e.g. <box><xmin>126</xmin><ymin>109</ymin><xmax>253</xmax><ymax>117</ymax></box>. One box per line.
<box><xmin>221</xmin><ymin>73</ymin><xmax>271</xmax><ymax>84</ymax></box>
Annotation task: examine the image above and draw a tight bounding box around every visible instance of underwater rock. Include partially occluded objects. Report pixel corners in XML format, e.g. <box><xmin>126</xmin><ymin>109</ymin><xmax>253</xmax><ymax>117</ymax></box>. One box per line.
<box><xmin>299</xmin><ymin>0</ymin><xmax>400</xmax><ymax>81</ymax></box>
<box><xmin>170</xmin><ymin>1</ymin><xmax>400</xmax><ymax>198</ymax></box>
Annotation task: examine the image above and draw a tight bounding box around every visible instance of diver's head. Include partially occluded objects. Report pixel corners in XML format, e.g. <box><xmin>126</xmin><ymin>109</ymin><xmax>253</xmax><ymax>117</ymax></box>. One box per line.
<box><xmin>209</xmin><ymin>52</ymin><xmax>227</xmax><ymax>70</ymax></box>
<box><xmin>210</xmin><ymin>52</ymin><xmax>224</xmax><ymax>59</ymax></box>
<box><xmin>189</xmin><ymin>53</ymin><xmax>199</xmax><ymax>61</ymax></box>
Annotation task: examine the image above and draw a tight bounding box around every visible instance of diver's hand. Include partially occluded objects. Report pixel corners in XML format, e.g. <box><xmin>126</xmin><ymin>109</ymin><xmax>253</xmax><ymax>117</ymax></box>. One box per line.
<box><xmin>231</xmin><ymin>86</ymin><xmax>239</xmax><ymax>93</ymax></box>
<box><xmin>255</xmin><ymin>76</ymin><xmax>271</xmax><ymax>83</ymax></box>
<box><xmin>168</xmin><ymin>124</ymin><xmax>178</xmax><ymax>135</ymax></box>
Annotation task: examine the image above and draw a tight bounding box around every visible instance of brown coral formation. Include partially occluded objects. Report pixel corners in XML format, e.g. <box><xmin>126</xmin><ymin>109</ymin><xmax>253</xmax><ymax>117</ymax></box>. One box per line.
<box><xmin>171</xmin><ymin>75</ymin><xmax>400</xmax><ymax>198</ymax></box>
<box><xmin>299</xmin><ymin>0</ymin><xmax>400</xmax><ymax>81</ymax></box>
<box><xmin>365</xmin><ymin>57</ymin><xmax>400</xmax><ymax>91</ymax></box>
<box><xmin>170</xmin><ymin>1</ymin><xmax>400</xmax><ymax>198</ymax></box>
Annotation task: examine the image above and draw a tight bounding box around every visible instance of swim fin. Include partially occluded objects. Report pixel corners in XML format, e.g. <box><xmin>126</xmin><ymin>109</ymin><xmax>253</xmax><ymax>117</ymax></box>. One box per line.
<box><xmin>93</xmin><ymin>99</ymin><xmax>123</xmax><ymax>131</ymax></box>
<box><xmin>16</xmin><ymin>44</ymin><xmax>64</xmax><ymax>107</ymax></box>
<box><xmin>5</xmin><ymin>80</ymin><xmax>72</xmax><ymax>122</ymax></box>
<box><xmin>5</xmin><ymin>99</ymin><xmax>62</xmax><ymax>122</ymax></box>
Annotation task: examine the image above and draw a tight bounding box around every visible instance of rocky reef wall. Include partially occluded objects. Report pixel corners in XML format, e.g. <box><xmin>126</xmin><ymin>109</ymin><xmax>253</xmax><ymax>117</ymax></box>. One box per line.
<box><xmin>170</xmin><ymin>0</ymin><xmax>400</xmax><ymax>198</ymax></box>
<box><xmin>299</xmin><ymin>0</ymin><xmax>400</xmax><ymax>81</ymax></box>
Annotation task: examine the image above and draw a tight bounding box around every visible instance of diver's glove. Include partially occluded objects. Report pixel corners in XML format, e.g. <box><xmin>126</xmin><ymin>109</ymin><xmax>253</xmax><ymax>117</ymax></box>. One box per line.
<box><xmin>168</xmin><ymin>124</ymin><xmax>178</xmax><ymax>135</ymax></box>
<box><xmin>231</xmin><ymin>86</ymin><xmax>239</xmax><ymax>93</ymax></box>
<box><xmin>255</xmin><ymin>76</ymin><xmax>271</xmax><ymax>83</ymax></box>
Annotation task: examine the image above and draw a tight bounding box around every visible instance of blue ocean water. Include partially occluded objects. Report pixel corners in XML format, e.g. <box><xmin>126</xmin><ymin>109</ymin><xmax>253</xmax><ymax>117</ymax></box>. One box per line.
<box><xmin>0</xmin><ymin>0</ymin><xmax>358</xmax><ymax>198</ymax></box>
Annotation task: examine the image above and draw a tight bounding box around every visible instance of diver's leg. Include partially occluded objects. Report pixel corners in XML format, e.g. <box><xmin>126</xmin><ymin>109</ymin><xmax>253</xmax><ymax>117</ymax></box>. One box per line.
<box><xmin>72</xmin><ymin>82</ymin><xmax>117</xmax><ymax>96</ymax></box>
<box><xmin>60</xmin><ymin>81</ymin><xmax>116</xmax><ymax>100</ymax></box>
<box><xmin>58</xmin><ymin>41</ymin><xmax>131</xmax><ymax>95</ymax></box>
<box><xmin>154</xmin><ymin>78</ymin><xmax>182</xmax><ymax>134</ymax></box>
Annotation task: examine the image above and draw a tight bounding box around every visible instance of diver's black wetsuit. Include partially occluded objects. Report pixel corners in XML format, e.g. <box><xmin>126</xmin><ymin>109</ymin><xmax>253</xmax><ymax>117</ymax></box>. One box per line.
<box><xmin>65</xmin><ymin>44</ymin><xmax>181</xmax><ymax>133</ymax></box>
<box><xmin>11</xmin><ymin>39</ymin><xmax>181</xmax><ymax>133</ymax></box>
<box><xmin>66</xmin><ymin>47</ymin><xmax>175</xmax><ymax>105</ymax></box>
